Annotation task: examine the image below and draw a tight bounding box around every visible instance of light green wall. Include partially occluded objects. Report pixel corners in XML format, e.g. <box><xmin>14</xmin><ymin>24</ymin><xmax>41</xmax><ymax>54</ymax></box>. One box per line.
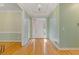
<box><xmin>0</xmin><ymin>12</ymin><xmax>22</xmax><ymax>32</ymax></box>
<box><xmin>48</xmin><ymin>3</ymin><xmax>79</xmax><ymax>48</ymax></box>
<box><xmin>60</xmin><ymin>4</ymin><xmax>79</xmax><ymax>48</ymax></box>
<box><xmin>48</xmin><ymin>5</ymin><xmax>60</xmax><ymax>45</ymax></box>
<box><xmin>0</xmin><ymin>33</ymin><xmax>21</xmax><ymax>40</ymax></box>
<box><xmin>0</xmin><ymin>12</ymin><xmax>22</xmax><ymax>40</ymax></box>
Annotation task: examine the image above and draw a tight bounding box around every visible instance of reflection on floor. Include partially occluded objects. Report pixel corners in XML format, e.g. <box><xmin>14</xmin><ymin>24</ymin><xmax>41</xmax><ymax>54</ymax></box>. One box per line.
<box><xmin>0</xmin><ymin>39</ymin><xmax>79</xmax><ymax>55</ymax></box>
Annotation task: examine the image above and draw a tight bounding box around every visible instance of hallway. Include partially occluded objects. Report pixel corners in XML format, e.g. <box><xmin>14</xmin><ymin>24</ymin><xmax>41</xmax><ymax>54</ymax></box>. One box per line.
<box><xmin>0</xmin><ymin>3</ymin><xmax>79</xmax><ymax>55</ymax></box>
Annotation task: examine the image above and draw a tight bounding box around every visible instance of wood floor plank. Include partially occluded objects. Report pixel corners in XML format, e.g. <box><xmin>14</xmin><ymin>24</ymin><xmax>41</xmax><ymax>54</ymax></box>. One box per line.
<box><xmin>0</xmin><ymin>39</ymin><xmax>79</xmax><ymax>55</ymax></box>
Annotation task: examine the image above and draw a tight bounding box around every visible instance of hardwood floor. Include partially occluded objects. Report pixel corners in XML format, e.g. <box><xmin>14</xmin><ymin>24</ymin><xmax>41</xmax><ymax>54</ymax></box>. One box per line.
<box><xmin>0</xmin><ymin>39</ymin><xmax>79</xmax><ymax>55</ymax></box>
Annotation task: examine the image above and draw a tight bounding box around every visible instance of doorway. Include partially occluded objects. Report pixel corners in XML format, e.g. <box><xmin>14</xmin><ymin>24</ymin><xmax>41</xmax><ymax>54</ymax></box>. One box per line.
<box><xmin>31</xmin><ymin>18</ymin><xmax>47</xmax><ymax>39</ymax></box>
<box><xmin>29</xmin><ymin>18</ymin><xmax>48</xmax><ymax>54</ymax></box>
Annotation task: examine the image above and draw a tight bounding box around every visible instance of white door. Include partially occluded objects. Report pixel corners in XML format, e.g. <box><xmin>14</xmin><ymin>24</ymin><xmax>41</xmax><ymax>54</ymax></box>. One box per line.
<box><xmin>32</xmin><ymin>18</ymin><xmax>47</xmax><ymax>38</ymax></box>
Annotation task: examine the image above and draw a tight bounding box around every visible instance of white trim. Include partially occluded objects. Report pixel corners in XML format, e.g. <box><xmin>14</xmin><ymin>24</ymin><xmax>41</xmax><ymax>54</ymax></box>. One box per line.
<box><xmin>0</xmin><ymin>39</ymin><xmax>21</xmax><ymax>42</ymax></box>
<box><xmin>59</xmin><ymin>48</ymin><xmax>79</xmax><ymax>50</ymax></box>
<box><xmin>0</xmin><ymin>32</ymin><xmax>21</xmax><ymax>34</ymax></box>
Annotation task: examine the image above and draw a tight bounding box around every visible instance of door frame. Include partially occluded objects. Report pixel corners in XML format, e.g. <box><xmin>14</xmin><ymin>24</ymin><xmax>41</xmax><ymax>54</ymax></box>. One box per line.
<box><xmin>30</xmin><ymin>17</ymin><xmax>48</xmax><ymax>39</ymax></box>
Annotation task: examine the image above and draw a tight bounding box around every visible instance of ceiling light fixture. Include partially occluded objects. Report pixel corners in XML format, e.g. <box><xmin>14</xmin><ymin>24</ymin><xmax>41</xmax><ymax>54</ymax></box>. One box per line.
<box><xmin>37</xmin><ymin>4</ymin><xmax>42</xmax><ymax>11</ymax></box>
<box><xmin>38</xmin><ymin>4</ymin><xmax>42</xmax><ymax>8</ymax></box>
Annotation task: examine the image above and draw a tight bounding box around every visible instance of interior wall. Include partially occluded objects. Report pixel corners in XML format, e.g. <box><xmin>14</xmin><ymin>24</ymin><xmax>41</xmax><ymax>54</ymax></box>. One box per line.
<box><xmin>48</xmin><ymin>5</ymin><xmax>60</xmax><ymax>44</ymax></box>
<box><xmin>0</xmin><ymin>12</ymin><xmax>22</xmax><ymax>32</ymax></box>
<box><xmin>48</xmin><ymin>3</ymin><xmax>79</xmax><ymax>49</ymax></box>
<box><xmin>0</xmin><ymin>12</ymin><xmax>22</xmax><ymax>41</ymax></box>
<box><xmin>22</xmin><ymin>12</ymin><xmax>30</xmax><ymax>46</ymax></box>
<box><xmin>60</xmin><ymin>4</ymin><xmax>79</xmax><ymax>48</ymax></box>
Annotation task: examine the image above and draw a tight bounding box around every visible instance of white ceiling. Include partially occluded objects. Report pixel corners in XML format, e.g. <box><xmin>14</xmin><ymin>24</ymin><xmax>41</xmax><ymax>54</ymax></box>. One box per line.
<box><xmin>0</xmin><ymin>3</ymin><xmax>21</xmax><ymax>12</ymax></box>
<box><xmin>18</xmin><ymin>3</ymin><xmax>58</xmax><ymax>17</ymax></box>
<box><xmin>0</xmin><ymin>3</ymin><xmax>58</xmax><ymax>17</ymax></box>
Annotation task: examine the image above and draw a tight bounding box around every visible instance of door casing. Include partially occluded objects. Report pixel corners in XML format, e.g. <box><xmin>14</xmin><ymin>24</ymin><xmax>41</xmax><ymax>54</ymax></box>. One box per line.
<box><xmin>30</xmin><ymin>18</ymin><xmax>48</xmax><ymax>39</ymax></box>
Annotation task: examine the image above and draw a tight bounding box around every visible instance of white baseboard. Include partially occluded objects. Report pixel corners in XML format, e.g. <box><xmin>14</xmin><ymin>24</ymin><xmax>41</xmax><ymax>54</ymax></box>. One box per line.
<box><xmin>59</xmin><ymin>48</ymin><xmax>79</xmax><ymax>50</ymax></box>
